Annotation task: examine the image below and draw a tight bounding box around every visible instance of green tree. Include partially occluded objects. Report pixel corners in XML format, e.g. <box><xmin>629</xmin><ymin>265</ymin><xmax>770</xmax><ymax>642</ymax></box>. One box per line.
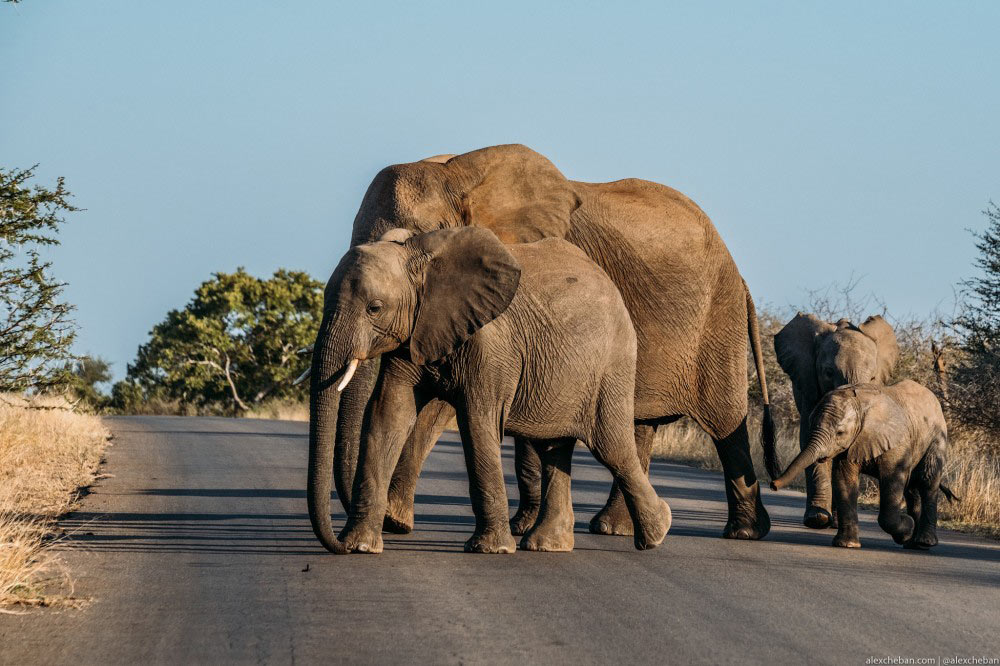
<box><xmin>0</xmin><ymin>165</ymin><xmax>78</xmax><ymax>393</ymax></box>
<box><xmin>127</xmin><ymin>268</ymin><xmax>322</xmax><ymax>413</ymax></box>
<box><xmin>66</xmin><ymin>355</ymin><xmax>112</xmax><ymax>410</ymax></box>
<box><xmin>950</xmin><ymin>202</ymin><xmax>1000</xmax><ymax>431</ymax></box>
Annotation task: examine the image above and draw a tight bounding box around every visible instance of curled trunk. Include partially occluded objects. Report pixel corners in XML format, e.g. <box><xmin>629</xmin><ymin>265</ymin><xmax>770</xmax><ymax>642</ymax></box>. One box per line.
<box><xmin>771</xmin><ymin>431</ymin><xmax>832</xmax><ymax>490</ymax></box>
<box><xmin>307</xmin><ymin>314</ymin><xmax>345</xmax><ymax>553</ymax></box>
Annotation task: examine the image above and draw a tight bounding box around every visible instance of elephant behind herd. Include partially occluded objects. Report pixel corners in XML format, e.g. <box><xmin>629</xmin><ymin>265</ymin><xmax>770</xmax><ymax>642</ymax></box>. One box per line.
<box><xmin>307</xmin><ymin>143</ymin><xmax>953</xmax><ymax>553</ymax></box>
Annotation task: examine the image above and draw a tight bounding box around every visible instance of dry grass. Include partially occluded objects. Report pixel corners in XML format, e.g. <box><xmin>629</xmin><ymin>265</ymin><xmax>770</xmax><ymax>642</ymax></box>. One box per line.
<box><xmin>0</xmin><ymin>394</ymin><xmax>110</xmax><ymax>608</ymax></box>
<box><xmin>244</xmin><ymin>399</ymin><xmax>309</xmax><ymax>422</ymax></box>
<box><xmin>652</xmin><ymin>415</ymin><xmax>1000</xmax><ymax>539</ymax></box>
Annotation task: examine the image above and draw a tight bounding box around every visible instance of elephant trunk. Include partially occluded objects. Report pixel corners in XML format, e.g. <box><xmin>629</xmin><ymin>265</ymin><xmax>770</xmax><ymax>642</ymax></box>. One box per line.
<box><xmin>771</xmin><ymin>431</ymin><xmax>833</xmax><ymax>491</ymax></box>
<box><xmin>307</xmin><ymin>313</ymin><xmax>349</xmax><ymax>553</ymax></box>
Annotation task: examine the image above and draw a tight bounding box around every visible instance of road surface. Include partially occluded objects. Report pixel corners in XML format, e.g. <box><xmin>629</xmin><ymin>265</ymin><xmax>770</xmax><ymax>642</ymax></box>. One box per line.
<box><xmin>2</xmin><ymin>416</ymin><xmax>998</xmax><ymax>664</ymax></box>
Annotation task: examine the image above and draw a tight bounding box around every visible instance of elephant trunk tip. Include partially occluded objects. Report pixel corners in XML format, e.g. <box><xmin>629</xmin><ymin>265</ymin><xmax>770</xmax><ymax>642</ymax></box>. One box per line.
<box><xmin>770</xmin><ymin>478</ymin><xmax>786</xmax><ymax>491</ymax></box>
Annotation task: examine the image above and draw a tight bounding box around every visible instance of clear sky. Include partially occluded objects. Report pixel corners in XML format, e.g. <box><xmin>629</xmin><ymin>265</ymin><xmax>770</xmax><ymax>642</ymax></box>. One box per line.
<box><xmin>2</xmin><ymin>2</ymin><xmax>998</xmax><ymax>380</ymax></box>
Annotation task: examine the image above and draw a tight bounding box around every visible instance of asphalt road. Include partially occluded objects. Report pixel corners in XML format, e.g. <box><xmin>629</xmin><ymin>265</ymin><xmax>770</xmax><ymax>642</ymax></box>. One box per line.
<box><xmin>2</xmin><ymin>416</ymin><xmax>998</xmax><ymax>665</ymax></box>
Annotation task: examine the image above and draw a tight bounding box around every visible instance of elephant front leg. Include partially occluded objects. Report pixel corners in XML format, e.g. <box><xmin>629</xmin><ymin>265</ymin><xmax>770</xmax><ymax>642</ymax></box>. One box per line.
<box><xmin>713</xmin><ymin>419</ymin><xmax>770</xmax><ymax>540</ymax></box>
<box><xmin>877</xmin><ymin>474</ymin><xmax>915</xmax><ymax>545</ymax></box>
<box><xmin>509</xmin><ymin>437</ymin><xmax>542</xmax><ymax>536</ymax></box>
<box><xmin>801</xmin><ymin>416</ymin><xmax>835</xmax><ymax>529</ymax></box>
<box><xmin>520</xmin><ymin>440</ymin><xmax>575</xmax><ymax>552</ymax></box>
<box><xmin>590</xmin><ymin>424</ymin><xmax>654</xmax><ymax>536</ymax></box>
<box><xmin>832</xmin><ymin>459</ymin><xmax>861</xmax><ymax>548</ymax></box>
<box><xmin>338</xmin><ymin>368</ymin><xmax>423</xmax><ymax>554</ymax></box>
<box><xmin>456</xmin><ymin>406</ymin><xmax>516</xmax><ymax>554</ymax></box>
<box><xmin>384</xmin><ymin>399</ymin><xmax>455</xmax><ymax>534</ymax></box>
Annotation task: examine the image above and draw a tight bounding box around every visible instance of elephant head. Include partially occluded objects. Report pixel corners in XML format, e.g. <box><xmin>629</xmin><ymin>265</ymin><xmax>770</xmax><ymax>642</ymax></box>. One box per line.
<box><xmin>774</xmin><ymin>313</ymin><xmax>899</xmax><ymax>414</ymax></box>
<box><xmin>312</xmin><ymin>145</ymin><xmax>580</xmax><ymax>526</ymax></box>
<box><xmin>307</xmin><ymin>226</ymin><xmax>521</xmax><ymax>551</ymax></box>
<box><xmin>771</xmin><ymin>385</ymin><xmax>905</xmax><ymax>490</ymax></box>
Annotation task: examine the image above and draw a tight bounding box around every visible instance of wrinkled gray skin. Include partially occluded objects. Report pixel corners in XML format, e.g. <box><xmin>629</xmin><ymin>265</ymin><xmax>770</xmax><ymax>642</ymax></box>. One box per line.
<box><xmin>312</xmin><ymin>227</ymin><xmax>671</xmax><ymax>554</ymax></box>
<box><xmin>772</xmin><ymin>381</ymin><xmax>950</xmax><ymax>549</ymax></box>
<box><xmin>310</xmin><ymin>144</ymin><xmax>778</xmax><ymax>549</ymax></box>
<box><xmin>774</xmin><ymin>314</ymin><xmax>899</xmax><ymax>529</ymax></box>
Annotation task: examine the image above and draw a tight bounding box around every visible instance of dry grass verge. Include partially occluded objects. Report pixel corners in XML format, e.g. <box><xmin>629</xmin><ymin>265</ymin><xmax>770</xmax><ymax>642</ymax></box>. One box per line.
<box><xmin>0</xmin><ymin>395</ymin><xmax>111</xmax><ymax>609</ymax></box>
<box><xmin>652</xmin><ymin>415</ymin><xmax>1000</xmax><ymax>539</ymax></box>
<box><xmin>244</xmin><ymin>399</ymin><xmax>309</xmax><ymax>422</ymax></box>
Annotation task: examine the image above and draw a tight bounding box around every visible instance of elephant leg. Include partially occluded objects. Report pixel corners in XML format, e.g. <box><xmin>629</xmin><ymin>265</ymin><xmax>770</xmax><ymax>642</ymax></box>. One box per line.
<box><xmin>520</xmin><ymin>439</ymin><xmax>576</xmax><ymax>552</ymax></box>
<box><xmin>800</xmin><ymin>415</ymin><xmax>835</xmax><ymax>529</ymax></box>
<box><xmin>456</xmin><ymin>405</ymin><xmax>516</xmax><ymax>555</ymax></box>
<box><xmin>509</xmin><ymin>437</ymin><xmax>543</xmax><ymax>536</ymax></box>
<box><xmin>587</xmin><ymin>419</ymin><xmax>670</xmax><ymax>550</ymax></box>
<box><xmin>904</xmin><ymin>484</ymin><xmax>922</xmax><ymax>527</ymax></box>
<box><xmin>877</xmin><ymin>474</ymin><xmax>915</xmax><ymax>545</ymax></box>
<box><xmin>907</xmin><ymin>444</ymin><xmax>944</xmax><ymax>550</ymax></box>
<box><xmin>711</xmin><ymin>418</ymin><xmax>770</xmax><ymax>540</ymax></box>
<box><xmin>832</xmin><ymin>459</ymin><xmax>862</xmax><ymax>548</ymax></box>
<box><xmin>334</xmin><ymin>357</ymin><xmax>379</xmax><ymax>514</ymax></box>
<box><xmin>384</xmin><ymin>399</ymin><xmax>455</xmax><ymax>534</ymax></box>
<box><xmin>589</xmin><ymin>424</ymin><xmax>655</xmax><ymax>536</ymax></box>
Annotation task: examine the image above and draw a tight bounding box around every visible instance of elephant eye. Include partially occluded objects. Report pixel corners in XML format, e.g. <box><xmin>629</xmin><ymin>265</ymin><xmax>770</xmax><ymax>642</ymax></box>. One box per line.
<box><xmin>366</xmin><ymin>300</ymin><xmax>384</xmax><ymax>315</ymax></box>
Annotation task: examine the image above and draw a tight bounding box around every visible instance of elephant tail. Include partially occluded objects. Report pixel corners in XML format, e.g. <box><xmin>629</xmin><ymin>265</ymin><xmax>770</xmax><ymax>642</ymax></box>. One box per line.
<box><xmin>745</xmin><ymin>281</ymin><xmax>781</xmax><ymax>481</ymax></box>
<box><xmin>940</xmin><ymin>483</ymin><xmax>961</xmax><ymax>503</ymax></box>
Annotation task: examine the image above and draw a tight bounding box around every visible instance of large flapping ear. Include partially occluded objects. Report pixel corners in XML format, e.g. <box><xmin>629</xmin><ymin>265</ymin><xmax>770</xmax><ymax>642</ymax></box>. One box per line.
<box><xmin>447</xmin><ymin>144</ymin><xmax>581</xmax><ymax>243</ymax></box>
<box><xmin>847</xmin><ymin>387</ymin><xmax>906</xmax><ymax>463</ymax></box>
<box><xmin>858</xmin><ymin>315</ymin><xmax>899</xmax><ymax>383</ymax></box>
<box><xmin>405</xmin><ymin>227</ymin><xmax>521</xmax><ymax>365</ymax></box>
<box><xmin>774</xmin><ymin>313</ymin><xmax>837</xmax><ymax>414</ymax></box>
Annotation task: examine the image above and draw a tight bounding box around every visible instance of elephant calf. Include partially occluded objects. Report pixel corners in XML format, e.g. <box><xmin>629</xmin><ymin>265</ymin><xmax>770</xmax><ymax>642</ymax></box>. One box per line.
<box><xmin>771</xmin><ymin>381</ymin><xmax>956</xmax><ymax>549</ymax></box>
<box><xmin>311</xmin><ymin>226</ymin><xmax>671</xmax><ymax>554</ymax></box>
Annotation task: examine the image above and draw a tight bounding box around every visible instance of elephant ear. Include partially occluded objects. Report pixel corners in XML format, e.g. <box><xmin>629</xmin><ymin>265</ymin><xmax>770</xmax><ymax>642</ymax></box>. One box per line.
<box><xmin>774</xmin><ymin>313</ymin><xmax>837</xmax><ymax>414</ymax></box>
<box><xmin>847</xmin><ymin>388</ymin><xmax>905</xmax><ymax>463</ymax></box>
<box><xmin>406</xmin><ymin>227</ymin><xmax>521</xmax><ymax>365</ymax></box>
<box><xmin>448</xmin><ymin>145</ymin><xmax>582</xmax><ymax>243</ymax></box>
<box><xmin>858</xmin><ymin>315</ymin><xmax>899</xmax><ymax>383</ymax></box>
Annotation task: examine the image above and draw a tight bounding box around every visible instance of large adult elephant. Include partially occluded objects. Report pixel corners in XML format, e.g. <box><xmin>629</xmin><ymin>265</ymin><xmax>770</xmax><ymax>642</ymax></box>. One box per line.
<box><xmin>774</xmin><ymin>313</ymin><xmax>899</xmax><ymax>529</ymax></box>
<box><xmin>308</xmin><ymin>144</ymin><xmax>779</xmax><ymax>548</ymax></box>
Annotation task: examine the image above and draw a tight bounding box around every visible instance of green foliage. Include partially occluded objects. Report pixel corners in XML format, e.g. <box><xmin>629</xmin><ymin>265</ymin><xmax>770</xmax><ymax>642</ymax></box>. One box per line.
<box><xmin>0</xmin><ymin>166</ymin><xmax>78</xmax><ymax>393</ymax></box>
<box><xmin>126</xmin><ymin>268</ymin><xmax>322</xmax><ymax>413</ymax></box>
<box><xmin>950</xmin><ymin>203</ymin><xmax>1000</xmax><ymax>432</ymax></box>
<box><xmin>65</xmin><ymin>355</ymin><xmax>112</xmax><ymax>410</ymax></box>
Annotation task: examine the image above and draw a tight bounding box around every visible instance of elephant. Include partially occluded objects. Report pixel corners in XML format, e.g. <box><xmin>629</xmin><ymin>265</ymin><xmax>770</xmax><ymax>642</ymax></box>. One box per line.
<box><xmin>774</xmin><ymin>313</ymin><xmax>899</xmax><ymax>529</ymax></box>
<box><xmin>311</xmin><ymin>226</ymin><xmax>672</xmax><ymax>554</ymax></box>
<box><xmin>308</xmin><ymin>144</ymin><xmax>780</xmax><ymax>550</ymax></box>
<box><xmin>771</xmin><ymin>381</ymin><xmax>957</xmax><ymax>549</ymax></box>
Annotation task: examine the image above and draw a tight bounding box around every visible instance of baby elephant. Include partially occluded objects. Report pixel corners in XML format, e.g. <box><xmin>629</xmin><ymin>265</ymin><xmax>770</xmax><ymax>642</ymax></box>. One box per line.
<box><xmin>311</xmin><ymin>226</ymin><xmax>671</xmax><ymax>554</ymax></box>
<box><xmin>771</xmin><ymin>381</ymin><xmax>955</xmax><ymax>549</ymax></box>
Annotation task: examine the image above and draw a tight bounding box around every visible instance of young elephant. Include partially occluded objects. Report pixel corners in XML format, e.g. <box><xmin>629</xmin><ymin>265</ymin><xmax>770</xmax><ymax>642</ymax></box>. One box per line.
<box><xmin>774</xmin><ymin>314</ymin><xmax>899</xmax><ymax>529</ymax></box>
<box><xmin>309</xmin><ymin>226</ymin><xmax>672</xmax><ymax>554</ymax></box>
<box><xmin>771</xmin><ymin>381</ymin><xmax>954</xmax><ymax>549</ymax></box>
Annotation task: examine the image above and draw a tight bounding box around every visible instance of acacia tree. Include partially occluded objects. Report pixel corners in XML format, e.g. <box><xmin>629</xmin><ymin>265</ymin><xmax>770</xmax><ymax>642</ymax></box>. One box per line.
<box><xmin>127</xmin><ymin>268</ymin><xmax>322</xmax><ymax>413</ymax></box>
<box><xmin>950</xmin><ymin>202</ymin><xmax>1000</xmax><ymax>431</ymax></box>
<box><xmin>0</xmin><ymin>166</ymin><xmax>77</xmax><ymax>393</ymax></box>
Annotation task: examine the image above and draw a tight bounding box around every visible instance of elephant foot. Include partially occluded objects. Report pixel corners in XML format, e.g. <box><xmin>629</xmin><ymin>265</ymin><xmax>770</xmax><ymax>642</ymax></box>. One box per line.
<box><xmin>464</xmin><ymin>528</ymin><xmax>517</xmax><ymax>554</ymax></box>
<box><xmin>833</xmin><ymin>533</ymin><xmax>861</xmax><ymax>548</ymax></box>
<box><xmin>520</xmin><ymin>523</ymin><xmax>575</xmax><ymax>552</ymax></box>
<box><xmin>886</xmin><ymin>515</ymin><xmax>915</xmax><ymax>545</ymax></box>
<box><xmin>509</xmin><ymin>503</ymin><xmax>540</xmax><ymax>536</ymax></box>
<box><xmin>338</xmin><ymin>522</ymin><xmax>384</xmax><ymax>554</ymax></box>
<box><xmin>803</xmin><ymin>506</ymin><xmax>834</xmax><ymax>530</ymax></box>
<box><xmin>589</xmin><ymin>500</ymin><xmax>634</xmax><ymax>537</ymax></box>
<box><xmin>634</xmin><ymin>500</ymin><xmax>672</xmax><ymax>551</ymax></box>
<box><xmin>382</xmin><ymin>500</ymin><xmax>414</xmax><ymax>534</ymax></box>
<box><xmin>723</xmin><ymin>485</ymin><xmax>770</xmax><ymax>540</ymax></box>
<box><xmin>904</xmin><ymin>529</ymin><xmax>937</xmax><ymax>550</ymax></box>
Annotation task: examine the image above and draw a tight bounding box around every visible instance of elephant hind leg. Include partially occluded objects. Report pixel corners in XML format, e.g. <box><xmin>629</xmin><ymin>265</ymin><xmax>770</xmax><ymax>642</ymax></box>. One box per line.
<box><xmin>589</xmin><ymin>424</ymin><xmax>656</xmax><ymax>537</ymax></box>
<box><xmin>520</xmin><ymin>439</ymin><xmax>576</xmax><ymax>552</ymax></box>
<box><xmin>708</xmin><ymin>417</ymin><xmax>770</xmax><ymax>540</ymax></box>
<box><xmin>509</xmin><ymin>437</ymin><xmax>543</xmax><ymax>536</ymax></box>
<box><xmin>906</xmin><ymin>442</ymin><xmax>945</xmax><ymax>549</ymax></box>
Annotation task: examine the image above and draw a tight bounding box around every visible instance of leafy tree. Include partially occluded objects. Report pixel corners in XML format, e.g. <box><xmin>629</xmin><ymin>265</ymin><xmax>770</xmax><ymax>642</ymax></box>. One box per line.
<box><xmin>950</xmin><ymin>202</ymin><xmax>1000</xmax><ymax>431</ymax></box>
<box><xmin>0</xmin><ymin>166</ymin><xmax>78</xmax><ymax>393</ymax></box>
<box><xmin>65</xmin><ymin>355</ymin><xmax>112</xmax><ymax>409</ymax></box>
<box><xmin>127</xmin><ymin>268</ymin><xmax>322</xmax><ymax>413</ymax></box>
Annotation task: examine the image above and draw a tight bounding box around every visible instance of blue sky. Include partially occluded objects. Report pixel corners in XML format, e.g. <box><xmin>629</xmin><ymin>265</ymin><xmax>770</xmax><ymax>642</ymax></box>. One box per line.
<box><xmin>2</xmin><ymin>2</ymin><xmax>998</xmax><ymax>380</ymax></box>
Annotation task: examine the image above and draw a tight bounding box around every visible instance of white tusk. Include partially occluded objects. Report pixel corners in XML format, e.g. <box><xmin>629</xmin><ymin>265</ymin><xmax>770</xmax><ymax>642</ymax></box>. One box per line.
<box><xmin>337</xmin><ymin>359</ymin><xmax>360</xmax><ymax>392</ymax></box>
<box><xmin>292</xmin><ymin>367</ymin><xmax>311</xmax><ymax>386</ymax></box>
<box><xmin>297</xmin><ymin>344</ymin><xmax>314</xmax><ymax>355</ymax></box>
